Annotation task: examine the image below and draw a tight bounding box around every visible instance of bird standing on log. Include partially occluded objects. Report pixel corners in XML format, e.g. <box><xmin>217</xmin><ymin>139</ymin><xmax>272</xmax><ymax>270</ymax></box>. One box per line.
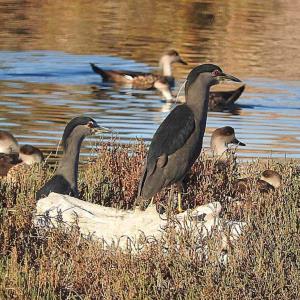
<box><xmin>137</xmin><ymin>64</ymin><xmax>242</xmax><ymax>212</ymax></box>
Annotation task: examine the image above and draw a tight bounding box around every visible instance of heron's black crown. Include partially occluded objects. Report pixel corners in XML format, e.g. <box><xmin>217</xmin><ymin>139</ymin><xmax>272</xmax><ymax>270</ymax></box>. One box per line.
<box><xmin>185</xmin><ymin>64</ymin><xmax>222</xmax><ymax>93</ymax></box>
<box><xmin>62</xmin><ymin>116</ymin><xmax>96</xmax><ymax>149</ymax></box>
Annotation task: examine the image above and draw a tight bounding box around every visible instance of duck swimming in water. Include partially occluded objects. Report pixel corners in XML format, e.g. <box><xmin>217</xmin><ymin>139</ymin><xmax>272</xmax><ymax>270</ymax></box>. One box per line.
<box><xmin>208</xmin><ymin>85</ymin><xmax>245</xmax><ymax>111</ymax></box>
<box><xmin>91</xmin><ymin>49</ymin><xmax>187</xmax><ymax>89</ymax></box>
<box><xmin>91</xmin><ymin>50</ymin><xmax>245</xmax><ymax>106</ymax></box>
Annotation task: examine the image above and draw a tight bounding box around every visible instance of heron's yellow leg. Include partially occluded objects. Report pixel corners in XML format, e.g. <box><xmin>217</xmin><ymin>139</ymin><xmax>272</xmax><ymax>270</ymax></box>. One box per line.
<box><xmin>177</xmin><ymin>192</ymin><xmax>183</xmax><ymax>213</ymax></box>
<box><xmin>149</xmin><ymin>197</ymin><xmax>154</xmax><ymax>205</ymax></box>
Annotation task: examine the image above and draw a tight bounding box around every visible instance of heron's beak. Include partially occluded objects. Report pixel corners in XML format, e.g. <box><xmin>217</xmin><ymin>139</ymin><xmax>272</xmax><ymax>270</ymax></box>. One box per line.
<box><xmin>218</xmin><ymin>72</ymin><xmax>241</xmax><ymax>83</ymax></box>
<box><xmin>232</xmin><ymin>137</ymin><xmax>246</xmax><ymax>146</ymax></box>
<box><xmin>178</xmin><ymin>57</ymin><xmax>188</xmax><ymax>65</ymax></box>
<box><xmin>93</xmin><ymin>125</ymin><xmax>112</xmax><ymax>134</ymax></box>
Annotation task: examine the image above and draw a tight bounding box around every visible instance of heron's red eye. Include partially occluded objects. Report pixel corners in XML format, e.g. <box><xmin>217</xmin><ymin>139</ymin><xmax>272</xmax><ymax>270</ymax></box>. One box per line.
<box><xmin>87</xmin><ymin>121</ymin><xmax>94</xmax><ymax>128</ymax></box>
<box><xmin>212</xmin><ymin>69</ymin><xmax>221</xmax><ymax>77</ymax></box>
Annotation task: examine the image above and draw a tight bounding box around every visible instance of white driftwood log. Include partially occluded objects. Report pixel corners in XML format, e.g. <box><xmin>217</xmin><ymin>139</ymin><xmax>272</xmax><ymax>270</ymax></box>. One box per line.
<box><xmin>35</xmin><ymin>193</ymin><xmax>246</xmax><ymax>252</ymax></box>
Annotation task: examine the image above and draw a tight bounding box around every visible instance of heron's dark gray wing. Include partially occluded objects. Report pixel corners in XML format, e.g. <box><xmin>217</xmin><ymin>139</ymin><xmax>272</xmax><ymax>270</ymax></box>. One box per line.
<box><xmin>36</xmin><ymin>175</ymin><xmax>76</xmax><ymax>200</ymax></box>
<box><xmin>147</xmin><ymin>104</ymin><xmax>195</xmax><ymax>176</ymax></box>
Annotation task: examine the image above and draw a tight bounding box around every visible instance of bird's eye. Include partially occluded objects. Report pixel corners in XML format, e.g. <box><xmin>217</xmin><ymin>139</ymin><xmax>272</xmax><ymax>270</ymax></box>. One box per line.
<box><xmin>87</xmin><ymin>121</ymin><xmax>94</xmax><ymax>128</ymax></box>
<box><xmin>212</xmin><ymin>69</ymin><xmax>221</xmax><ymax>77</ymax></box>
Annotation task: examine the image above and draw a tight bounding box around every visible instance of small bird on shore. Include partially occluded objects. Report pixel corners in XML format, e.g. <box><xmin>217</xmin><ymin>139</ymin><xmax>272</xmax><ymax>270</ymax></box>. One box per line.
<box><xmin>210</xmin><ymin>126</ymin><xmax>245</xmax><ymax>158</ymax></box>
<box><xmin>36</xmin><ymin>116</ymin><xmax>110</xmax><ymax>200</ymax></box>
<box><xmin>227</xmin><ymin>169</ymin><xmax>282</xmax><ymax>218</ymax></box>
<box><xmin>0</xmin><ymin>130</ymin><xmax>19</xmax><ymax>154</ymax></box>
<box><xmin>197</xmin><ymin>126</ymin><xmax>245</xmax><ymax>177</ymax></box>
<box><xmin>136</xmin><ymin>64</ymin><xmax>242</xmax><ymax>212</ymax></box>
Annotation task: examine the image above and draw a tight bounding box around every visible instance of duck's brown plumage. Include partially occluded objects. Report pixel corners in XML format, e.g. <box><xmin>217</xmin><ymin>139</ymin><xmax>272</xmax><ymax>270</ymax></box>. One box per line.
<box><xmin>234</xmin><ymin>177</ymin><xmax>275</xmax><ymax>194</ymax></box>
<box><xmin>90</xmin><ymin>50</ymin><xmax>187</xmax><ymax>89</ymax></box>
<box><xmin>0</xmin><ymin>153</ymin><xmax>21</xmax><ymax>176</ymax></box>
<box><xmin>90</xmin><ymin>63</ymin><xmax>161</xmax><ymax>89</ymax></box>
<box><xmin>234</xmin><ymin>170</ymin><xmax>282</xmax><ymax>195</ymax></box>
<box><xmin>228</xmin><ymin>170</ymin><xmax>282</xmax><ymax>219</ymax></box>
<box><xmin>0</xmin><ymin>145</ymin><xmax>44</xmax><ymax>177</ymax></box>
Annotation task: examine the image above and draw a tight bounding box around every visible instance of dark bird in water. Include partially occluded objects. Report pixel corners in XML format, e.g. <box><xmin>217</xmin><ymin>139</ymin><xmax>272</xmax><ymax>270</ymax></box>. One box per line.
<box><xmin>36</xmin><ymin>116</ymin><xmax>110</xmax><ymax>200</ymax></box>
<box><xmin>175</xmin><ymin>85</ymin><xmax>245</xmax><ymax>112</ymax></box>
<box><xmin>0</xmin><ymin>130</ymin><xmax>44</xmax><ymax>176</ymax></box>
<box><xmin>208</xmin><ymin>85</ymin><xmax>245</xmax><ymax>111</ymax></box>
<box><xmin>137</xmin><ymin>64</ymin><xmax>242</xmax><ymax>212</ymax></box>
<box><xmin>91</xmin><ymin>49</ymin><xmax>187</xmax><ymax>87</ymax></box>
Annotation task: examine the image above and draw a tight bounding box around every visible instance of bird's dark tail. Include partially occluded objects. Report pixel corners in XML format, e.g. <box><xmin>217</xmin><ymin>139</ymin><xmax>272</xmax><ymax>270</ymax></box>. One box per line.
<box><xmin>137</xmin><ymin>164</ymin><xmax>147</xmax><ymax>198</ymax></box>
<box><xmin>135</xmin><ymin>164</ymin><xmax>150</xmax><ymax>210</ymax></box>
<box><xmin>90</xmin><ymin>63</ymin><xmax>110</xmax><ymax>81</ymax></box>
<box><xmin>225</xmin><ymin>84</ymin><xmax>245</xmax><ymax>106</ymax></box>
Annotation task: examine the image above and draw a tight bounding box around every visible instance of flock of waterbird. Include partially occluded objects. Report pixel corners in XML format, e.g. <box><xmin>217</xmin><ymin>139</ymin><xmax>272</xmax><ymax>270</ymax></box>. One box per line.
<box><xmin>0</xmin><ymin>51</ymin><xmax>282</xmax><ymax>251</ymax></box>
<box><xmin>91</xmin><ymin>50</ymin><xmax>245</xmax><ymax>111</ymax></box>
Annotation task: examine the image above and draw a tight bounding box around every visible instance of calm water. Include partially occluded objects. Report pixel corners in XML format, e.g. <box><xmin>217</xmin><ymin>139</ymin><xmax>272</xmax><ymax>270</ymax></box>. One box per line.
<box><xmin>0</xmin><ymin>0</ymin><xmax>300</xmax><ymax>160</ymax></box>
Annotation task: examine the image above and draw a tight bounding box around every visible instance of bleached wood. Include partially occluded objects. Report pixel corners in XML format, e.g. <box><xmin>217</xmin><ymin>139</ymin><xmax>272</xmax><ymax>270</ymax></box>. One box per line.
<box><xmin>35</xmin><ymin>193</ymin><xmax>245</xmax><ymax>252</ymax></box>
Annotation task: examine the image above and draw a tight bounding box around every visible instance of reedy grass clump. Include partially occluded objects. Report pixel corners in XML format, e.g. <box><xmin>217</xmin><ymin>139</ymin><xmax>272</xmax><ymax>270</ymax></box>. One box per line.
<box><xmin>0</xmin><ymin>141</ymin><xmax>299</xmax><ymax>299</ymax></box>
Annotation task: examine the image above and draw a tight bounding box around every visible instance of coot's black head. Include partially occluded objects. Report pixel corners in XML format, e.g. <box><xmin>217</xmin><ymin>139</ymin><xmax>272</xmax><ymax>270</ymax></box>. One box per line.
<box><xmin>62</xmin><ymin>116</ymin><xmax>110</xmax><ymax>150</ymax></box>
<box><xmin>185</xmin><ymin>64</ymin><xmax>241</xmax><ymax>94</ymax></box>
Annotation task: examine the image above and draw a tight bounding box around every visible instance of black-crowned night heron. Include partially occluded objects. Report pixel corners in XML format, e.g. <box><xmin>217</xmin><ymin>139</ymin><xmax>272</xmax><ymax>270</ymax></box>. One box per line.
<box><xmin>137</xmin><ymin>64</ymin><xmax>242</xmax><ymax>212</ymax></box>
<box><xmin>36</xmin><ymin>116</ymin><xmax>110</xmax><ymax>200</ymax></box>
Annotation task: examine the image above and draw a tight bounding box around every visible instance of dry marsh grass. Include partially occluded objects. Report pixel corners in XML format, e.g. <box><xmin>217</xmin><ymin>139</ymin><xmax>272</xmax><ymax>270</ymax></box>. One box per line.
<box><xmin>0</xmin><ymin>141</ymin><xmax>299</xmax><ymax>299</ymax></box>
